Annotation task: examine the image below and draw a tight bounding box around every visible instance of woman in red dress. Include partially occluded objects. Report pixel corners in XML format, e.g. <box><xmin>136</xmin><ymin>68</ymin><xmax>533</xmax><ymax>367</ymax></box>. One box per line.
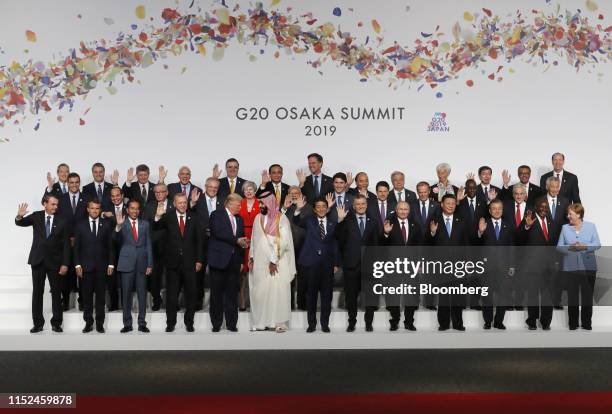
<box><xmin>238</xmin><ymin>181</ymin><xmax>260</xmax><ymax>311</ymax></box>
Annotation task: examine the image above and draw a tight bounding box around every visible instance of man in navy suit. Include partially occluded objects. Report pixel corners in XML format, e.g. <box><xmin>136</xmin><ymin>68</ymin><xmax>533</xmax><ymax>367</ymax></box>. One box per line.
<box><xmin>539</xmin><ymin>152</ymin><xmax>580</xmax><ymax>204</ymax></box>
<box><xmin>167</xmin><ymin>166</ymin><xmax>202</xmax><ymax>202</ymax></box>
<box><xmin>335</xmin><ymin>194</ymin><xmax>381</xmax><ymax>332</ymax></box>
<box><xmin>294</xmin><ymin>196</ymin><xmax>339</xmax><ymax>333</ymax></box>
<box><xmin>217</xmin><ymin>158</ymin><xmax>246</xmax><ymax>198</ymax></box>
<box><xmin>122</xmin><ymin>164</ymin><xmax>158</xmax><ymax>208</ymax></box>
<box><xmin>43</xmin><ymin>163</ymin><xmax>70</xmax><ymax>199</ymax></box>
<box><xmin>15</xmin><ymin>195</ymin><xmax>70</xmax><ymax>333</ymax></box>
<box><xmin>388</xmin><ymin>171</ymin><xmax>417</xmax><ymax>205</ymax></box>
<box><xmin>73</xmin><ymin>199</ymin><xmax>115</xmax><ymax>333</ymax></box>
<box><xmin>327</xmin><ymin>172</ymin><xmax>354</xmax><ymax>223</ymax></box>
<box><xmin>154</xmin><ymin>193</ymin><xmax>204</xmax><ymax>332</ymax></box>
<box><xmin>476</xmin><ymin>166</ymin><xmax>500</xmax><ymax>205</ymax></box>
<box><xmin>114</xmin><ymin>200</ymin><xmax>153</xmax><ymax>333</ymax></box>
<box><xmin>382</xmin><ymin>201</ymin><xmax>422</xmax><ymax>331</ymax></box>
<box><xmin>476</xmin><ymin>199</ymin><xmax>515</xmax><ymax>330</ymax></box>
<box><xmin>426</xmin><ymin>194</ymin><xmax>471</xmax><ymax>331</ymax></box>
<box><xmin>297</xmin><ymin>153</ymin><xmax>334</xmax><ymax>205</ymax></box>
<box><xmin>500</xmin><ymin>165</ymin><xmax>542</xmax><ymax>207</ymax></box>
<box><xmin>256</xmin><ymin>164</ymin><xmax>290</xmax><ymax>207</ymax></box>
<box><xmin>373</xmin><ymin>181</ymin><xmax>394</xmax><ymax>227</ymax></box>
<box><xmin>58</xmin><ymin>172</ymin><xmax>87</xmax><ymax>311</ymax></box>
<box><xmin>82</xmin><ymin>162</ymin><xmax>114</xmax><ymax>207</ymax></box>
<box><xmin>207</xmin><ymin>193</ymin><xmax>248</xmax><ymax>332</ymax></box>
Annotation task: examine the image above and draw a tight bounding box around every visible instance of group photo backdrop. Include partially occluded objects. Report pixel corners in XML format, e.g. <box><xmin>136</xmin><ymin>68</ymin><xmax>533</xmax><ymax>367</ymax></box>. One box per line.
<box><xmin>1</xmin><ymin>0</ymin><xmax>610</xmax><ymax>275</ymax></box>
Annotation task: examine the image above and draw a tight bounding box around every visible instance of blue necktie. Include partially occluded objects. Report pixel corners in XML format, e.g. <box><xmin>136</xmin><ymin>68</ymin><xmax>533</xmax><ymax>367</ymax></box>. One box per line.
<box><xmin>97</xmin><ymin>184</ymin><xmax>103</xmax><ymax>199</ymax></box>
<box><xmin>62</xmin><ymin>183</ymin><xmax>67</xmax><ymax>194</ymax></box>
<box><xmin>494</xmin><ymin>220</ymin><xmax>500</xmax><ymax>240</ymax></box>
<box><xmin>359</xmin><ymin>216</ymin><xmax>365</xmax><ymax>237</ymax></box>
<box><xmin>445</xmin><ymin>218</ymin><xmax>451</xmax><ymax>237</ymax></box>
<box><xmin>45</xmin><ymin>216</ymin><xmax>51</xmax><ymax>238</ymax></box>
<box><xmin>207</xmin><ymin>198</ymin><xmax>213</xmax><ymax>216</ymax></box>
<box><xmin>470</xmin><ymin>199</ymin><xmax>475</xmax><ymax>217</ymax></box>
<box><xmin>314</xmin><ymin>176</ymin><xmax>320</xmax><ymax>197</ymax></box>
<box><xmin>338</xmin><ymin>195</ymin><xmax>343</xmax><ymax>206</ymax></box>
<box><xmin>421</xmin><ymin>201</ymin><xmax>427</xmax><ymax>223</ymax></box>
<box><xmin>551</xmin><ymin>198</ymin><xmax>556</xmax><ymax>219</ymax></box>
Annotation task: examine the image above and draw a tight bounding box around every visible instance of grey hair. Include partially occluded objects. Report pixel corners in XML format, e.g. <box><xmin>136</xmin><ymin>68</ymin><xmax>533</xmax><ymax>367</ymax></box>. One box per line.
<box><xmin>436</xmin><ymin>163</ymin><xmax>451</xmax><ymax>173</ymax></box>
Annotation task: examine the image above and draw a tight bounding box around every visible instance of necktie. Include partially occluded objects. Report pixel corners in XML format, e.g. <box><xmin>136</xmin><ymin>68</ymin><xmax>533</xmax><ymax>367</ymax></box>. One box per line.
<box><xmin>421</xmin><ymin>201</ymin><xmax>427</xmax><ymax>223</ymax></box>
<box><xmin>230</xmin><ymin>215</ymin><xmax>236</xmax><ymax>235</ymax></box>
<box><xmin>469</xmin><ymin>199</ymin><xmax>475</xmax><ymax>217</ymax></box>
<box><xmin>62</xmin><ymin>183</ymin><xmax>67</xmax><ymax>194</ymax></box>
<box><xmin>541</xmin><ymin>217</ymin><xmax>549</xmax><ymax>241</ymax></box>
<box><xmin>182</xmin><ymin>185</ymin><xmax>186</xmax><ymax>195</ymax></box>
<box><xmin>207</xmin><ymin>198</ymin><xmax>213</xmax><ymax>216</ymax></box>
<box><xmin>72</xmin><ymin>195</ymin><xmax>77</xmax><ymax>213</ymax></box>
<box><xmin>131</xmin><ymin>220</ymin><xmax>138</xmax><ymax>242</ymax></box>
<box><xmin>275</xmin><ymin>185</ymin><xmax>281</xmax><ymax>204</ymax></box>
<box><xmin>141</xmin><ymin>184</ymin><xmax>147</xmax><ymax>200</ymax></box>
<box><xmin>515</xmin><ymin>203</ymin><xmax>522</xmax><ymax>227</ymax></box>
<box><xmin>397</xmin><ymin>192</ymin><xmax>403</xmax><ymax>201</ymax></box>
<box><xmin>484</xmin><ymin>186</ymin><xmax>489</xmax><ymax>199</ymax></box>
<box><xmin>380</xmin><ymin>202</ymin><xmax>386</xmax><ymax>223</ymax></box>
<box><xmin>179</xmin><ymin>215</ymin><xmax>185</xmax><ymax>237</ymax></box>
<box><xmin>91</xmin><ymin>219</ymin><xmax>97</xmax><ymax>237</ymax></box>
<box><xmin>319</xmin><ymin>219</ymin><xmax>325</xmax><ymax>240</ymax></box>
<box><xmin>494</xmin><ymin>220</ymin><xmax>500</xmax><ymax>240</ymax></box>
<box><xmin>551</xmin><ymin>199</ymin><xmax>556</xmax><ymax>219</ymax></box>
<box><xmin>97</xmin><ymin>184</ymin><xmax>103</xmax><ymax>199</ymax></box>
<box><xmin>45</xmin><ymin>216</ymin><xmax>51</xmax><ymax>238</ymax></box>
<box><xmin>359</xmin><ymin>216</ymin><xmax>365</xmax><ymax>237</ymax></box>
<box><xmin>314</xmin><ymin>176</ymin><xmax>320</xmax><ymax>197</ymax></box>
<box><xmin>556</xmin><ymin>173</ymin><xmax>560</xmax><ymax>179</ymax></box>
<box><xmin>337</xmin><ymin>195</ymin><xmax>343</xmax><ymax>206</ymax></box>
<box><xmin>230</xmin><ymin>179</ymin><xmax>235</xmax><ymax>194</ymax></box>
<box><xmin>445</xmin><ymin>217</ymin><xmax>451</xmax><ymax>237</ymax></box>
<box><xmin>116</xmin><ymin>205</ymin><xmax>121</xmax><ymax>216</ymax></box>
<box><xmin>401</xmin><ymin>221</ymin><xmax>407</xmax><ymax>244</ymax></box>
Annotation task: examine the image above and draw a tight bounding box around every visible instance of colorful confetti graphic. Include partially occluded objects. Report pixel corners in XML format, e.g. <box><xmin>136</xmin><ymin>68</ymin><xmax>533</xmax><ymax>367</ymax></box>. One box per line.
<box><xmin>0</xmin><ymin>2</ymin><xmax>610</xmax><ymax>133</ymax></box>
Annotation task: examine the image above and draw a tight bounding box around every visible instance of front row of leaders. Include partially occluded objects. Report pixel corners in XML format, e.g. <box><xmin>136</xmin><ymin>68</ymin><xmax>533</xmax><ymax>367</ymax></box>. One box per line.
<box><xmin>15</xmin><ymin>183</ymin><xmax>600</xmax><ymax>334</ymax></box>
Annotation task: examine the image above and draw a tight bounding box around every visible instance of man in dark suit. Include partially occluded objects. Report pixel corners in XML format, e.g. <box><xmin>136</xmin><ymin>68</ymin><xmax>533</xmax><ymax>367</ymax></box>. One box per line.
<box><xmin>207</xmin><ymin>193</ymin><xmax>248</xmax><ymax>332</ymax></box>
<box><xmin>218</xmin><ymin>158</ymin><xmax>246</xmax><ymax>198</ymax></box>
<box><xmin>15</xmin><ymin>195</ymin><xmax>70</xmax><ymax>333</ymax></box>
<box><xmin>372</xmin><ymin>181</ymin><xmax>395</xmax><ymax>227</ymax></box>
<box><xmin>426</xmin><ymin>194</ymin><xmax>471</xmax><ymax>331</ymax></box>
<box><xmin>382</xmin><ymin>201</ymin><xmax>422</xmax><ymax>331</ymax></box>
<box><xmin>145</xmin><ymin>183</ymin><xmax>174</xmax><ymax>311</ymax></box>
<box><xmin>73</xmin><ymin>199</ymin><xmax>115</xmax><ymax>333</ymax></box>
<box><xmin>539</xmin><ymin>152</ymin><xmax>580</xmax><ymax>204</ymax></box>
<box><xmin>348</xmin><ymin>172</ymin><xmax>377</xmax><ymax>212</ymax></box>
<box><xmin>189</xmin><ymin>177</ymin><xmax>224</xmax><ymax>310</ymax></box>
<box><xmin>388</xmin><ymin>171</ymin><xmax>417</xmax><ymax>205</ymax></box>
<box><xmin>167</xmin><ymin>166</ymin><xmax>202</xmax><ymax>201</ymax></box>
<box><xmin>476</xmin><ymin>166</ymin><xmax>501</xmax><ymax>204</ymax></box>
<box><xmin>256</xmin><ymin>164</ymin><xmax>290</xmax><ymax>207</ymax></box>
<box><xmin>476</xmin><ymin>199</ymin><xmax>515</xmax><ymax>330</ymax></box>
<box><xmin>298</xmin><ymin>153</ymin><xmax>334</xmax><ymax>204</ymax></box>
<box><xmin>114</xmin><ymin>200</ymin><xmax>153</xmax><ymax>333</ymax></box>
<box><xmin>57</xmin><ymin>172</ymin><xmax>87</xmax><ymax>310</ymax></box>
<box><xmin>336</xmin><ymin>194</ymin><xmax>381</xmax><ymax>332</ymax></box>
<box><xmin>122</xmin><ymin>164</ymin><xmax>157</xmax><ymax>209</ymax></box>
<box><xmin>294</xmin><ymin>196</ymin><xmax>339</xmax><ymax>332</ymax></box>
<box><xmin>327</xmin><ymin>172</ymin><xmax>354</xmax><ymax>223</ymax></box>
<box><xmin>154</xmin><ymin>193</ymin><xmax>204</xmax><ymax>332</ymax></box>
<box><xmin>500</xmin><ymin>165</ymin><xmax>542</xmax><ymax>207</ymax></box>
<box><xmin>82</xmin><ymin>163</ymin><xmax>114</xmax><ymax>207</ymax></box>
<box><xmin>44</xmin><ymin>163</ymin><xmax>70</xmax><ymax>199</ymax></box>
<box><xmin>102</xmin><ymin>186</ymin><xmax>126</xmax><ymax>311</ymax></box>
<box><xmin>518</xmin><ymin>199</ymin><xmax>559</xmax><ymax>330</ymax></box>
<box><xmin>457</xmin><ymin>179</ymin><xmax>487</xmax><ymax>244</ymax></box>
<box><xmin>281</xmin><ymin>186</ymin><xmax>310</xmax><ymax>310</ymax></box>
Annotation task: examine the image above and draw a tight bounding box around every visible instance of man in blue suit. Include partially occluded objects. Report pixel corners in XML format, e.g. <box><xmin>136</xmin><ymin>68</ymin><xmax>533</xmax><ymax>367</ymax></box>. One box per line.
<box><xmin>207</xmin><ymin>193</ymin><xmax>248</xmax><ymax>332</ymax></box>
<box><xmin>294</xmin><ymin>196</ymin><xmax>339</xmax><ymax>333</ymax></box>
<box><xmin>114</xmin><ymin>200</ymin><xmax>153</xmax><ymax>333</ymax></box>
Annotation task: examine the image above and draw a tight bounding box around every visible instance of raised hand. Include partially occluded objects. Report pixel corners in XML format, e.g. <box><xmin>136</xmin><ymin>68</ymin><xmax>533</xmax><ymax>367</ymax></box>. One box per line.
<box><xmin>116</xmin><ymin>209</ymin><xmax>125</xmax><ymax>226</ymax></box>
<box><xmin>501</xmin><ymin>169</ymin><xmax>511</xmax><ymax>187</ymax></box>
<box><xmin>488</xmin><ymin>188</ymin><xmax>498</xmax><ymax>200</ymax></box>
<box><xmin>212</xmin><ymin>163</ymin><xmax>222</xmax><ymax>179</ymax></box>
<box><xmin>456</xmin><ymin>186</ymin><xmax>466</xmax><ymax>201</ymax></box>
<box><xmin>261</xmin><ymin>169</ymin><xmax>270</xmax><ymax>187</ymax></box>
<box><xmin>429</xmin><ymin>220</ymin><xmax>439</xmax><ymax>235</ymax></box>
<box><xmin>295</xmin><ymin>195</ymin><xmax>307</xmax><ymax>210</ymax></box>
<box><xmin>383</xmin><ymin>220</ymin><xmax>393</xmax><ymax>234</ymax></box>
<box><xmin>296</xmin><ymin>169</ymin><xmax>306</xmax><ymax>187</ymax></box>
<box><xmin>524</xmin><ymin>210</ymin><xmax>535</xmax><ymax>228</ymax></box>
<box><xmin>478</xmin><ymin>217</ymin><xmax>487</xmax><ymax>234</ymax></box>
<box><xmin>111</xmin><ymin>169</ymin><xmax>120</xmax><ymax>185</ymax></box>
<box><xmin>336</xmin><ymin>203</ymin><xmax>348</xmax><ymax>222</ymax></box>
<box><xmin>156</xmin><ymin>201</ymin><xmax>166</xmax><ymax>218</ymax></box>
<box><xmin>283</xmin><ymin>194</ymin><xmax>293</xmax><ymax>210</ymax></box>
<box><xmin>346</xmin><ymin>172</ymin><xmax>354</xmax><ymax>188</ymax></box>
<box><xmin>59</xmin><ymin>265</ymin><xmax>68</xmax><ymax>276</ymax></box>
<box><xmin>325</xmin><ymin>193</ymin><xmax>335</xmax><ymax>208</ymax></box>
<box><xmin>466</xmin><ymin>172</ymin><xmax>475</xmax><ymax>180</ymax></box>
<box><xmin>158</xmin><ymin>165</ymin><xmax>167</xmax><ymax>183</ymax></box>
<box><xmin>190</xmin><ymin>188</ymin><xmax>201</xmax><ymax>205</ymax></box>
<box><xmin>46</xmin><ymin>172</ymin><xmax>55</xmax><ymax>188</ymax></box>
<box><xmin>126</xmin><ymin>167</ymin><xmax>135</xmax><ymax>183</ymax></box>
<box><xmin>145</xmin><ymin>267</ymin><xmax>152</xmax><ymax>276</ymax></box>
<box><xmin>17</xmin><ymin>203</ymin><xmax>29</xmax><ymax>218</ymax></box>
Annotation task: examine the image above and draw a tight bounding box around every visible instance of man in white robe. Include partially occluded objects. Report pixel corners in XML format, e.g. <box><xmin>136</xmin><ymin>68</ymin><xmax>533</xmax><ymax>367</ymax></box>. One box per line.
<box><xmin>248</xmin><ymin>192</ymin><xmax>296</xmax><ymax>332</ymax></box>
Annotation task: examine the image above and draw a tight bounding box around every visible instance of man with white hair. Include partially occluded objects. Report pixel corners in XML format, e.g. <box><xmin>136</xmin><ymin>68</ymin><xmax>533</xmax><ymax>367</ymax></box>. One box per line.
<box><xmin>388</xmin><ymin>171</ymin><xmax>417</xmax><ymax>208</ymax></box>
<box><xmin>166</xmin><ymin>166</ymin><xmax>202</xmax><ymax>201</ymax></box>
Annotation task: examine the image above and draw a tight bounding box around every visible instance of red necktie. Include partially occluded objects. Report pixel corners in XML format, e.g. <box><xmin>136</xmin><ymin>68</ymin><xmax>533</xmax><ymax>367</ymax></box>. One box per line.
<box><xmin>179</xmin><ymin>215</ymin><xmax>185</xmax><ymax>237</ymax></box>
<box><xmin>540</xmin><ymin>217</ymin><xmax>549</xmax><ymax>241</ymax></box>
<box><xmin>131</xmin><ymin>220</ymin><xmax>138</xmax><ymax>242</ymax></box>
<box><xmin>401</xmin><ymin>221</ymin><xmax>407</xmax><ymax>245</ymax></box>
<box><xmin>515</xmin><ymin>203</ymin><xmax>522</xmax><ymax>227</ymax></box>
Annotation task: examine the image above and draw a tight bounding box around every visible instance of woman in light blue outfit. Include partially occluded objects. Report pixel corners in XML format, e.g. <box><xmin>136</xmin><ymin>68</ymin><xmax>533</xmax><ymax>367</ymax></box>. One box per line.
<box><xmin>556</xmin><ymin>203</ymin><xmax>601</xmax><ymax>330</ymax></box>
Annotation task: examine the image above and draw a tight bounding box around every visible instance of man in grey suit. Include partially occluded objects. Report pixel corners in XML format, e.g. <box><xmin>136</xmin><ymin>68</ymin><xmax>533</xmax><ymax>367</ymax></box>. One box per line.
<box><xmin>114</xmin><ymin>200</ymin><xmax>153</xmax><ymax>333</ymax></box>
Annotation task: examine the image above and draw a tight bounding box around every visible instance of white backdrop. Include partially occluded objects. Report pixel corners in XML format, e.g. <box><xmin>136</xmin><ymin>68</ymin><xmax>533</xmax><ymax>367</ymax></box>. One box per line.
<box><xmin>1</xmin><ymin>0</ymin><xmax>610</xmax><ymax>275</ymax></box>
